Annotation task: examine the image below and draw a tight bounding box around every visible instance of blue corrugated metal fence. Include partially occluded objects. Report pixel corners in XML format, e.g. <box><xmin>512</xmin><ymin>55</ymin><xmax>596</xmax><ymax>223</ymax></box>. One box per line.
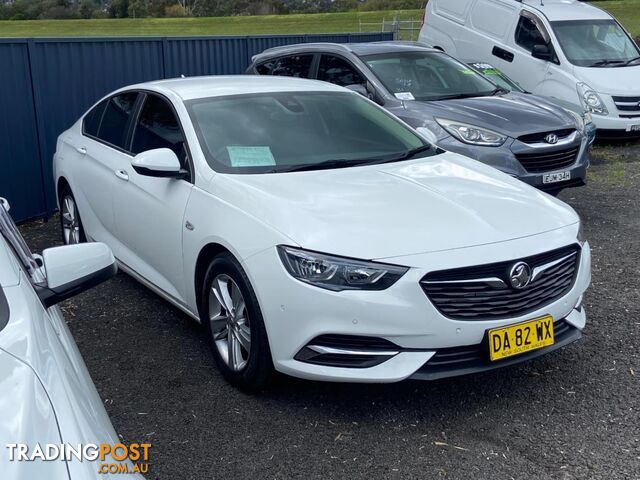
<box><xmin>0</xmin><ymin>32</ymin><xmax>393</xmax><ymax>222</ymax></box>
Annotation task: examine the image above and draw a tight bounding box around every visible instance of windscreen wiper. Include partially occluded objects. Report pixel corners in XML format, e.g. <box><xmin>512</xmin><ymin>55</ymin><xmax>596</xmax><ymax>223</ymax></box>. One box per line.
<box><xmin>589</xmin><ymin>59</ymin><xmax>627</xmax><ymax>67</ymax></box>
<box><xmin>278</xmin><ymin>158</ymin><xmax>372</xmax><ymax>173</ymax></box>
<box><xmin>623</xmin><ymin>56</ymin><xmax>640</xmax><ymax>66</ymax></box>
<box><xmin>362</xmin><ymin>144</ymin><xmax>436</xmax><ymax>166</ymax></box>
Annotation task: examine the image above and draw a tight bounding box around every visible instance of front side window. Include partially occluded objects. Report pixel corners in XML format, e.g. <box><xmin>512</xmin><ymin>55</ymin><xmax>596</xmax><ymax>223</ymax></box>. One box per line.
<box><xmin>256</xmin><ymin>55</ymin><xmax>314</xmax><ymax>78</ymax></box>
<box><xmin>83</xmin><ymin>99</ymin><xmax>107</xmax><ymax>137</ymax></box>
<box><xmin>317</xmin><ymin>55</ymin><xmax>365</xmax><ymax>87</ymax></box>
<box><xmin>515</xmin><ymin>16</ymin><xmax>547</xmax><ymax>52</ymax></box>
<box><xmin>187</xmin><ymin>92</ymin><xmax>434</xmax><ymax>174</ymax></box>
<box><xmin>131</xmin><ymin>94</ymin><xmax>187</xmax><ymax>166</ymax></box>
<box><xmin>551</xmin><ymin>19</ymin><xmax>640</xmax><ymax>67</ymax></box>
<box><xmin>97</xmin><ymin>92</ymin><xmax>138</xmax><ymax>150</ymax></box>
<box><xmin>363</xmin><ymin>51</ymin><xmax>497</xmax><ymax>101</ymax></box>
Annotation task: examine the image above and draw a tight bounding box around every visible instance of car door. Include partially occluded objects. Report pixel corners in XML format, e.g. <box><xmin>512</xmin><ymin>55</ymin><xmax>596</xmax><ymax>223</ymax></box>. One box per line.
<box><xmin>70</xmin><ymin>92</ymin><xmax>138</xmax><ymax>245</ymax></box>
<box><xmin>112</xmin><ymin>92</ymin><xmax>193</xmax><ymax>304</ymax></box>
<box><xmin>500</xmin><ymin>11</ymin><xmax>558</xmax><ymax>93</ymax></box>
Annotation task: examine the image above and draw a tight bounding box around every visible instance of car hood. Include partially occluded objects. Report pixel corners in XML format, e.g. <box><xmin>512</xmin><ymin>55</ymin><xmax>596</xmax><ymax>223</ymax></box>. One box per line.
<box><xmin>574</xmin><ymin>64</ymin><xmax>640</xmax><ymax>95</ymax></box>
<box><xmin>212</xmin><ymin>152</ymin><xmax>578</xmax><ymax>260</ymax></box>
<box><xmin>404</xmin><ymin>92</ymin><xmax>575</xmax><ymax>138</ymax></box>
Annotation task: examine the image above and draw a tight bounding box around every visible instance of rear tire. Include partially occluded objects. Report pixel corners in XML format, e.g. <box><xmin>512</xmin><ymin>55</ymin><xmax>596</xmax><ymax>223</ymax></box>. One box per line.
<box><xmin>59</xmin><ymin>185</ymin><xmax>86</xmax><ymax>245</ymax></box>
<box><xmin>199</xmin><ymin>253</ymin><xmax>274</xmax><ymax>391</ymax></box>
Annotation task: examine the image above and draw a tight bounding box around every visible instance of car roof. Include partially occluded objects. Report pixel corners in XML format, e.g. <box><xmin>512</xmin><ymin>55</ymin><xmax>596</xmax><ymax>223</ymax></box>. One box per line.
<box><xmin>123</xmin><ymin>75</ymin><xmax>347</xmax><ymax>101</ymax></box>
<box><xmin>524</xmin><ymin>0</ymin><xmax>612</xmax><ymax>22</ymax></box>
<box><xmin>251</xmin><ymin>41</ymin><xmax>439</xmax><ymax>63</ymax></box>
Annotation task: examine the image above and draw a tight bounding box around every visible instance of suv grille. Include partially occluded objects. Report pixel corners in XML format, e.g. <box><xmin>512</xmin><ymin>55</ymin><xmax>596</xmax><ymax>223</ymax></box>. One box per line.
<box><xmin>421</xmin><ymin>245</ymin><xmax>581</xmax><ymax>320</ymax></box>
<box><xmin>612</xmin><ymin>95</ymin><xmax>640</xmax><ymax>117</ymax></box>
<box><xmin>515</xmin><ymin>147</ymin><xmax>579</xmax><ymax>173</ymax></box>
<box><xmin>518</xmin><ymin>128</ymin><xmax>575</xmax><ymax>144</ymax></box>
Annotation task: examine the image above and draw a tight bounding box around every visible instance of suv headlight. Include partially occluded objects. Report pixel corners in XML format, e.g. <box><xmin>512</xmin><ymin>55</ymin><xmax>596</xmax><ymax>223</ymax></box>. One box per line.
<box><xmin>435</xmin><ymin>118</ymin><xmax>506</xmax><ymax>146</ymax></box>
<box><xmin>565</xmin><ymin>109</ymin><xmax>585</xmax><ymax>131</ymax></box>
<box><xmin>277</xmin><ymin>246</ymin><xmax>408</xmax><ymax>291</ymax></box>
<box><xmin>576</xmin><ymin>82</ymin><xmax>608</xmax><ymax>115</ymax></box>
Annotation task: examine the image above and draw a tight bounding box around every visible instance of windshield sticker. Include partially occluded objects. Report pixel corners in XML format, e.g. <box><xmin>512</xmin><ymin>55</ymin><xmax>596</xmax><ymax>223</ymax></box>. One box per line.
<box><xmin>227</xmin><ymin>146</ymin><xmax>276</xmax><ymax>167</ymax></box>
<box><xmin>394</xmin><ymin>92</ymin><xmax>415</xmax><ymax>101</ymax></box>
<box><xmin>460</xmin><ymin>68</ymin><xmax>475</xmax><ymax>75</ymax></box>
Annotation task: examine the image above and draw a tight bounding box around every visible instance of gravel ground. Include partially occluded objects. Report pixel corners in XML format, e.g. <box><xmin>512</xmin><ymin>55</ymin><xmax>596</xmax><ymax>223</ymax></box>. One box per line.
<box><xmin>20</xmin><ymin>140</ymin><xmax>640</xmax><ymax>480</ymax></box>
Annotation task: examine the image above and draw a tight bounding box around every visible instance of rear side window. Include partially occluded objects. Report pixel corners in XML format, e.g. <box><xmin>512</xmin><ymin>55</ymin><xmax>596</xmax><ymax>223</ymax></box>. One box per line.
<box><xmin>83</xmin><ymin>99</ymin><xmax>107</xmax><ymax>137</ymax></box>
<box><xmin>256</xmin><ymin>55</ymin><xmax>314</xmax><ymax>78</ymax></box>
<box><xmin>131</xmin><ymin>94</ymin><xmax>187</xmax><ymax>166</ymax></box>
<box><xmin>515</xmin><ymin>16</ymin><xmax>546</xmax><ymax>52</ymax></box>
<box><xmin>97</xmin><ymin>92</ymin><xmax>138</xmax><ymax>150</ymax></box>
<box><xmin>317</xmin><ymin>55</ymin><xmax>365</xmax><ymax>87</ymax></box>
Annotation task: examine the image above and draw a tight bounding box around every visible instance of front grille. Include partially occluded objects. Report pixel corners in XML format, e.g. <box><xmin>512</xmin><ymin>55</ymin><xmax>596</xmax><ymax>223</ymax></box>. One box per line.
<box><xmin>518</xmin><ymin>128</ymin><xmax>575</xmax><ymax>144</ymax></box>
<box><xmin>421</xmin><ymin>245</ymin><xmax>581</xmax><ymax>320</ymax></box>
<box><xmin>516</xmin><ymin>147</ymin><xmax>579</xmax><ymax>173</ymax></box>
<box><xmin>612</xmin><ymin>95</ymin><xmax>640</xmax><ymax>117</ymax></box>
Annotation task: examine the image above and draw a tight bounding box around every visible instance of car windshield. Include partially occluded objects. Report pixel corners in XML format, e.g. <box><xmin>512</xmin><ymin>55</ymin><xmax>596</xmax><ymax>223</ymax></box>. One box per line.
<box><xmin>551</xmin><ymin>19</ymin><xmax>640</xmax><ymax>67</ymax></box>
<box><xmin>362</xmin><ymin>51</ymin><xmax>498</xmax><ymax>101</ymax></box>
<box><xmin>470</xmin><ymin>63</ymin><xmax>525</xmax><ymax>93</ymax></box>
<box><xmin>186</xmin><ymin>91</ymin><xmax>435</xmax><ymax>173</ymax></box>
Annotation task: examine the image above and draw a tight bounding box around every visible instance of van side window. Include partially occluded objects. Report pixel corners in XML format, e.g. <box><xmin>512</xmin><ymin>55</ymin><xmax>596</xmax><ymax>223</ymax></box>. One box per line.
<box><xmin>515</xmin><ymin>16</ymin><xmax>546</xmax><ymax>52</ymax></box>
<box><xmin>256</xmin><ymin>55</ymin><xmax>314</xmax><ymax>78</ymax></box>
<box><xmin>317</xmin><ymin>55</ymin><xmax>365</xmax><ymax>87</ymax></box>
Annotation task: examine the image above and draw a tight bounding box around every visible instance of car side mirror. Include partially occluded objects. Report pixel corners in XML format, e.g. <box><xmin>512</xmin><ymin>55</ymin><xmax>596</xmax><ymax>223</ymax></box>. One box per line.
<box><xmin>36</xmin><ymin>243</ymin><xmax>117</xmax><ymax>308</ymax></box>
<box><xmin>345</xmin><ymin>83</ymin><xmax>370</xmax><ymax>98</ymax></box>
<box><xmin>532</xmin><ymin>44</ymin><xmax>553</xmax><ymax>61</ymax></box>
<box><xmin>131</xmin><ymin>148</ymin><xmax>186</xmax><ymax>178</ymax></box>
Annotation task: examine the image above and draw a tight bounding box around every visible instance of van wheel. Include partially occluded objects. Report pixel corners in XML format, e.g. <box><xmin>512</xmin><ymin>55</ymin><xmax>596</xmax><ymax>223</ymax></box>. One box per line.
<box><xmin>59</xmin><ymin>186</ymin><xmax>86</xmax><ymax>245</ymax></box>
<box><xmin>199</xmin><ymin>252</ymin><xmax>274</xmax><ymax>391</ymax></box>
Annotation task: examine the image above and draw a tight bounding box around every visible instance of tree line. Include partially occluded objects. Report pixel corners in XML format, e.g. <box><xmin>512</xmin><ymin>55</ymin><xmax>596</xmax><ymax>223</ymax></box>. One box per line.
<box><xmin>0</xmin><ymin>0</ymin><xmax>425</xmax><ymax>20</ymax></box>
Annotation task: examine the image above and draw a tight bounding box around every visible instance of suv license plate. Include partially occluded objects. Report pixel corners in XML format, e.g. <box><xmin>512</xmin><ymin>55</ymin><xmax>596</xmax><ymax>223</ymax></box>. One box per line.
<box><xmin>628</xmin><ymin>124</ymin><xmax>640</xmax><ymax>132</ymax></box>
<box><xmin>488</xmin><ymin>315</ymin><xmax>554</xmax><ymax>361</ymax></box>
<box><xmin>543</xmin><ymin>171</ymin><xmax>570</xmax><ymax>184</ymax></box>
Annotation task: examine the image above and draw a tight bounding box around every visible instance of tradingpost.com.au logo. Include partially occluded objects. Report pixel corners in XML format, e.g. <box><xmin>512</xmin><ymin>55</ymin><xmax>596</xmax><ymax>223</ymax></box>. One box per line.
<box><xmin>6</xmin><ymin>442</ymin><xmax>151</xmax><ymax>475</ymax></box>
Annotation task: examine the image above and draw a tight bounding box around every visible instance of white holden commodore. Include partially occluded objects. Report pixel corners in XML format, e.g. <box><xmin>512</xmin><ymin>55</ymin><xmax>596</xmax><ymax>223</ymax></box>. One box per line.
<box><xmin>54</xmin><ymin>76</ymin><xmax>591</xmax><ymax>389</ymax></box>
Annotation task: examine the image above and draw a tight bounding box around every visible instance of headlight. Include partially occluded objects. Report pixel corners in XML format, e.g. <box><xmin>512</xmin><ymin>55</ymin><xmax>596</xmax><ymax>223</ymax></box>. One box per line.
<box><xmin>435</xmin><ymin>118</ymin><xmax>507</xmax><ymax>146</ymax></box>
<box><xmin>277</xmin><ymin>246</ymin><xmax>408</xmax><ymax>291</ymax></box>
<box><xmin>565</xmin><ymin>109</ymin><xmax>585</xmax><ymax>131</ymax></box>
<box><xmin>576</xmin><ymin>82</ymin><xmax>608</xmax><ymax>115</ymax></box>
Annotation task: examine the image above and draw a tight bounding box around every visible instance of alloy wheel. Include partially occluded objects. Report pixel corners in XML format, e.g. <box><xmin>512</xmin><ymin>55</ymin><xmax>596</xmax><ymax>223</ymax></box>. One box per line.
<box><xmin>209</xmin><ymin>274</ymin><xmax>251</xmax><ymax>371</ymax></box>
<box><xmin>61</xmin><ymin>195</ymin><xmax>81</xmax><ymax>244</ymax></box>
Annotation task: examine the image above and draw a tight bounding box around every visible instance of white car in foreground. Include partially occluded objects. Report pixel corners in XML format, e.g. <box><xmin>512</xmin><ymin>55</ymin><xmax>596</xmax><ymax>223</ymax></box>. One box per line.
<box><xmin>0</xmin><ymin>199</ymin><xmax>140</xmax><ymax>479</ymax></box>
<box><xmin>54</xmin><ymin>76</ymin><xmax>591</xmax><ymax>389</ymax></box>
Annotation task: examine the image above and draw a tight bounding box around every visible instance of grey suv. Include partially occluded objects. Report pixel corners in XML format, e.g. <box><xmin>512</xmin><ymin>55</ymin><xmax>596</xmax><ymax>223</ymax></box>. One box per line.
<box><xmin>247</xmin><ymin>42</ymin><xmax>589</xmax><ymax>194</ymax></box>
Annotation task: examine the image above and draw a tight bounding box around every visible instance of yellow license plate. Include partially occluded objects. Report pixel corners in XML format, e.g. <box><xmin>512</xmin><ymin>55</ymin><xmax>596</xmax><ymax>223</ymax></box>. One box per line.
<box><xmin>488</xmin><ymin>315</ymin><xmax>554</xmax><ymax>361</ymax></box>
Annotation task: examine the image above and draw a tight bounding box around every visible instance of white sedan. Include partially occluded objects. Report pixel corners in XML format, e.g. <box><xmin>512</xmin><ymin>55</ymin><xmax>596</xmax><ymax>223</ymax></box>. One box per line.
<box><xmin>53</xmin><ymin>76</ymin><xmax>591</xmax><ymax>389</ymax></box>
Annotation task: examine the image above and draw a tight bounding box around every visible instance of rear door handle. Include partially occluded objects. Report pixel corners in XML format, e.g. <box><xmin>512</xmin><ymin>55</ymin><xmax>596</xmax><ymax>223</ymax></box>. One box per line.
<box><xmin>114</xmin><ymin>169</ymin><xmax>129</xmax><ymax>181</ymax></box>
<box><xmin>76</xmin><ymin>146</ymin><xmax>87</xmax><ymax>155</ymax></box>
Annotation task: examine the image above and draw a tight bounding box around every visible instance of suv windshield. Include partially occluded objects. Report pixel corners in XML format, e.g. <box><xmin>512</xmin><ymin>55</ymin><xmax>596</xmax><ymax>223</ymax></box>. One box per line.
<box><xmin>186</xmin><ymin>92</ymin><xmax>436</xmax><ymax>173</ymax></box>
<box><xmin>551</xmin><ymin>19</ymin><xmax>640</xmax><ymax>67</ymax></box>
<box><xmin>362</xmin><ymin>51</ymin><xmax>498</xmax><ymax>101</ymax></box>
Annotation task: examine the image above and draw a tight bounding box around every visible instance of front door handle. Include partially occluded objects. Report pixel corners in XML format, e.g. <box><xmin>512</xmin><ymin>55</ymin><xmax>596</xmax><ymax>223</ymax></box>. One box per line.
<box><xmin>76</xmin><ymin>146</ymin><xmax>87</xmax><ymax>155</ymax></box>
<box><xmin>114</xmin><ymin>169</ymin><xmax>129</xmax><ymax>181</ymax></box>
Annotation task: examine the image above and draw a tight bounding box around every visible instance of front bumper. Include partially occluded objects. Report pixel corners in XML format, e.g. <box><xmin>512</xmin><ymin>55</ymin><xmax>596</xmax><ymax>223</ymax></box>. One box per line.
<box><xmin>243</xmin><ymin>231</ymin><xmax>591</xmax><ymax>383</ymax></box>
<box><xmin>437</xmin><ymin>133</ymin><xmax>589</xmax><ymax>192</ymax></box>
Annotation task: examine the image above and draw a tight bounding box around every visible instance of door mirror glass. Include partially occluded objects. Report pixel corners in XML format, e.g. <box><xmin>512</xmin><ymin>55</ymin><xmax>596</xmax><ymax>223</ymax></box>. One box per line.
<box><xmin>531</xmin><ymin>43</ymin><xmax>553</xmax><ymax>61</ymax></box>
<box><xmin>131</xmin><ymin>148</ymin><xmax>183</xmax><ymax>178</ymax></box>
<box><xmin>37</xmin><ymin>243</ymin><xmax>116</xmax><ymax>308</ymax></box>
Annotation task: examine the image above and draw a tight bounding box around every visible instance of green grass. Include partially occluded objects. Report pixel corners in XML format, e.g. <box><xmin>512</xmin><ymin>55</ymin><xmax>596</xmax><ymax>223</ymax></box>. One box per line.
<box><xmin>0</xmin><ymin>1</ymin><xmax>637</xmax><ymax>39</ymax></box>
<box><xmin>0</xmin><ymin>10</ymin><xmax>423</xmax><ymax>37</ymax></box>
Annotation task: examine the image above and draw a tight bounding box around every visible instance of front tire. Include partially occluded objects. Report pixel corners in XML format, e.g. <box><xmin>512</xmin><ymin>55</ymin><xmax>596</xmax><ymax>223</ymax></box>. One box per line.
<box><xmin>59</xmin><ymin>185</ymin><xmax>86</xmax><ymax>245</ymax></box>
<box><xmin>199</xmin><ymin>253</ymin><xmax>274</xmax><ymax>391</ymax></box>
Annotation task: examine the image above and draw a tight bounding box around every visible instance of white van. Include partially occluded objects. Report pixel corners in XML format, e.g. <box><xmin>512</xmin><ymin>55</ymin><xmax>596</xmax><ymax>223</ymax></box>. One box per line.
<box><xmin>419</xmin><ymin>0</ymin><xmax>640</xmax><ymax>137</ymax></box>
